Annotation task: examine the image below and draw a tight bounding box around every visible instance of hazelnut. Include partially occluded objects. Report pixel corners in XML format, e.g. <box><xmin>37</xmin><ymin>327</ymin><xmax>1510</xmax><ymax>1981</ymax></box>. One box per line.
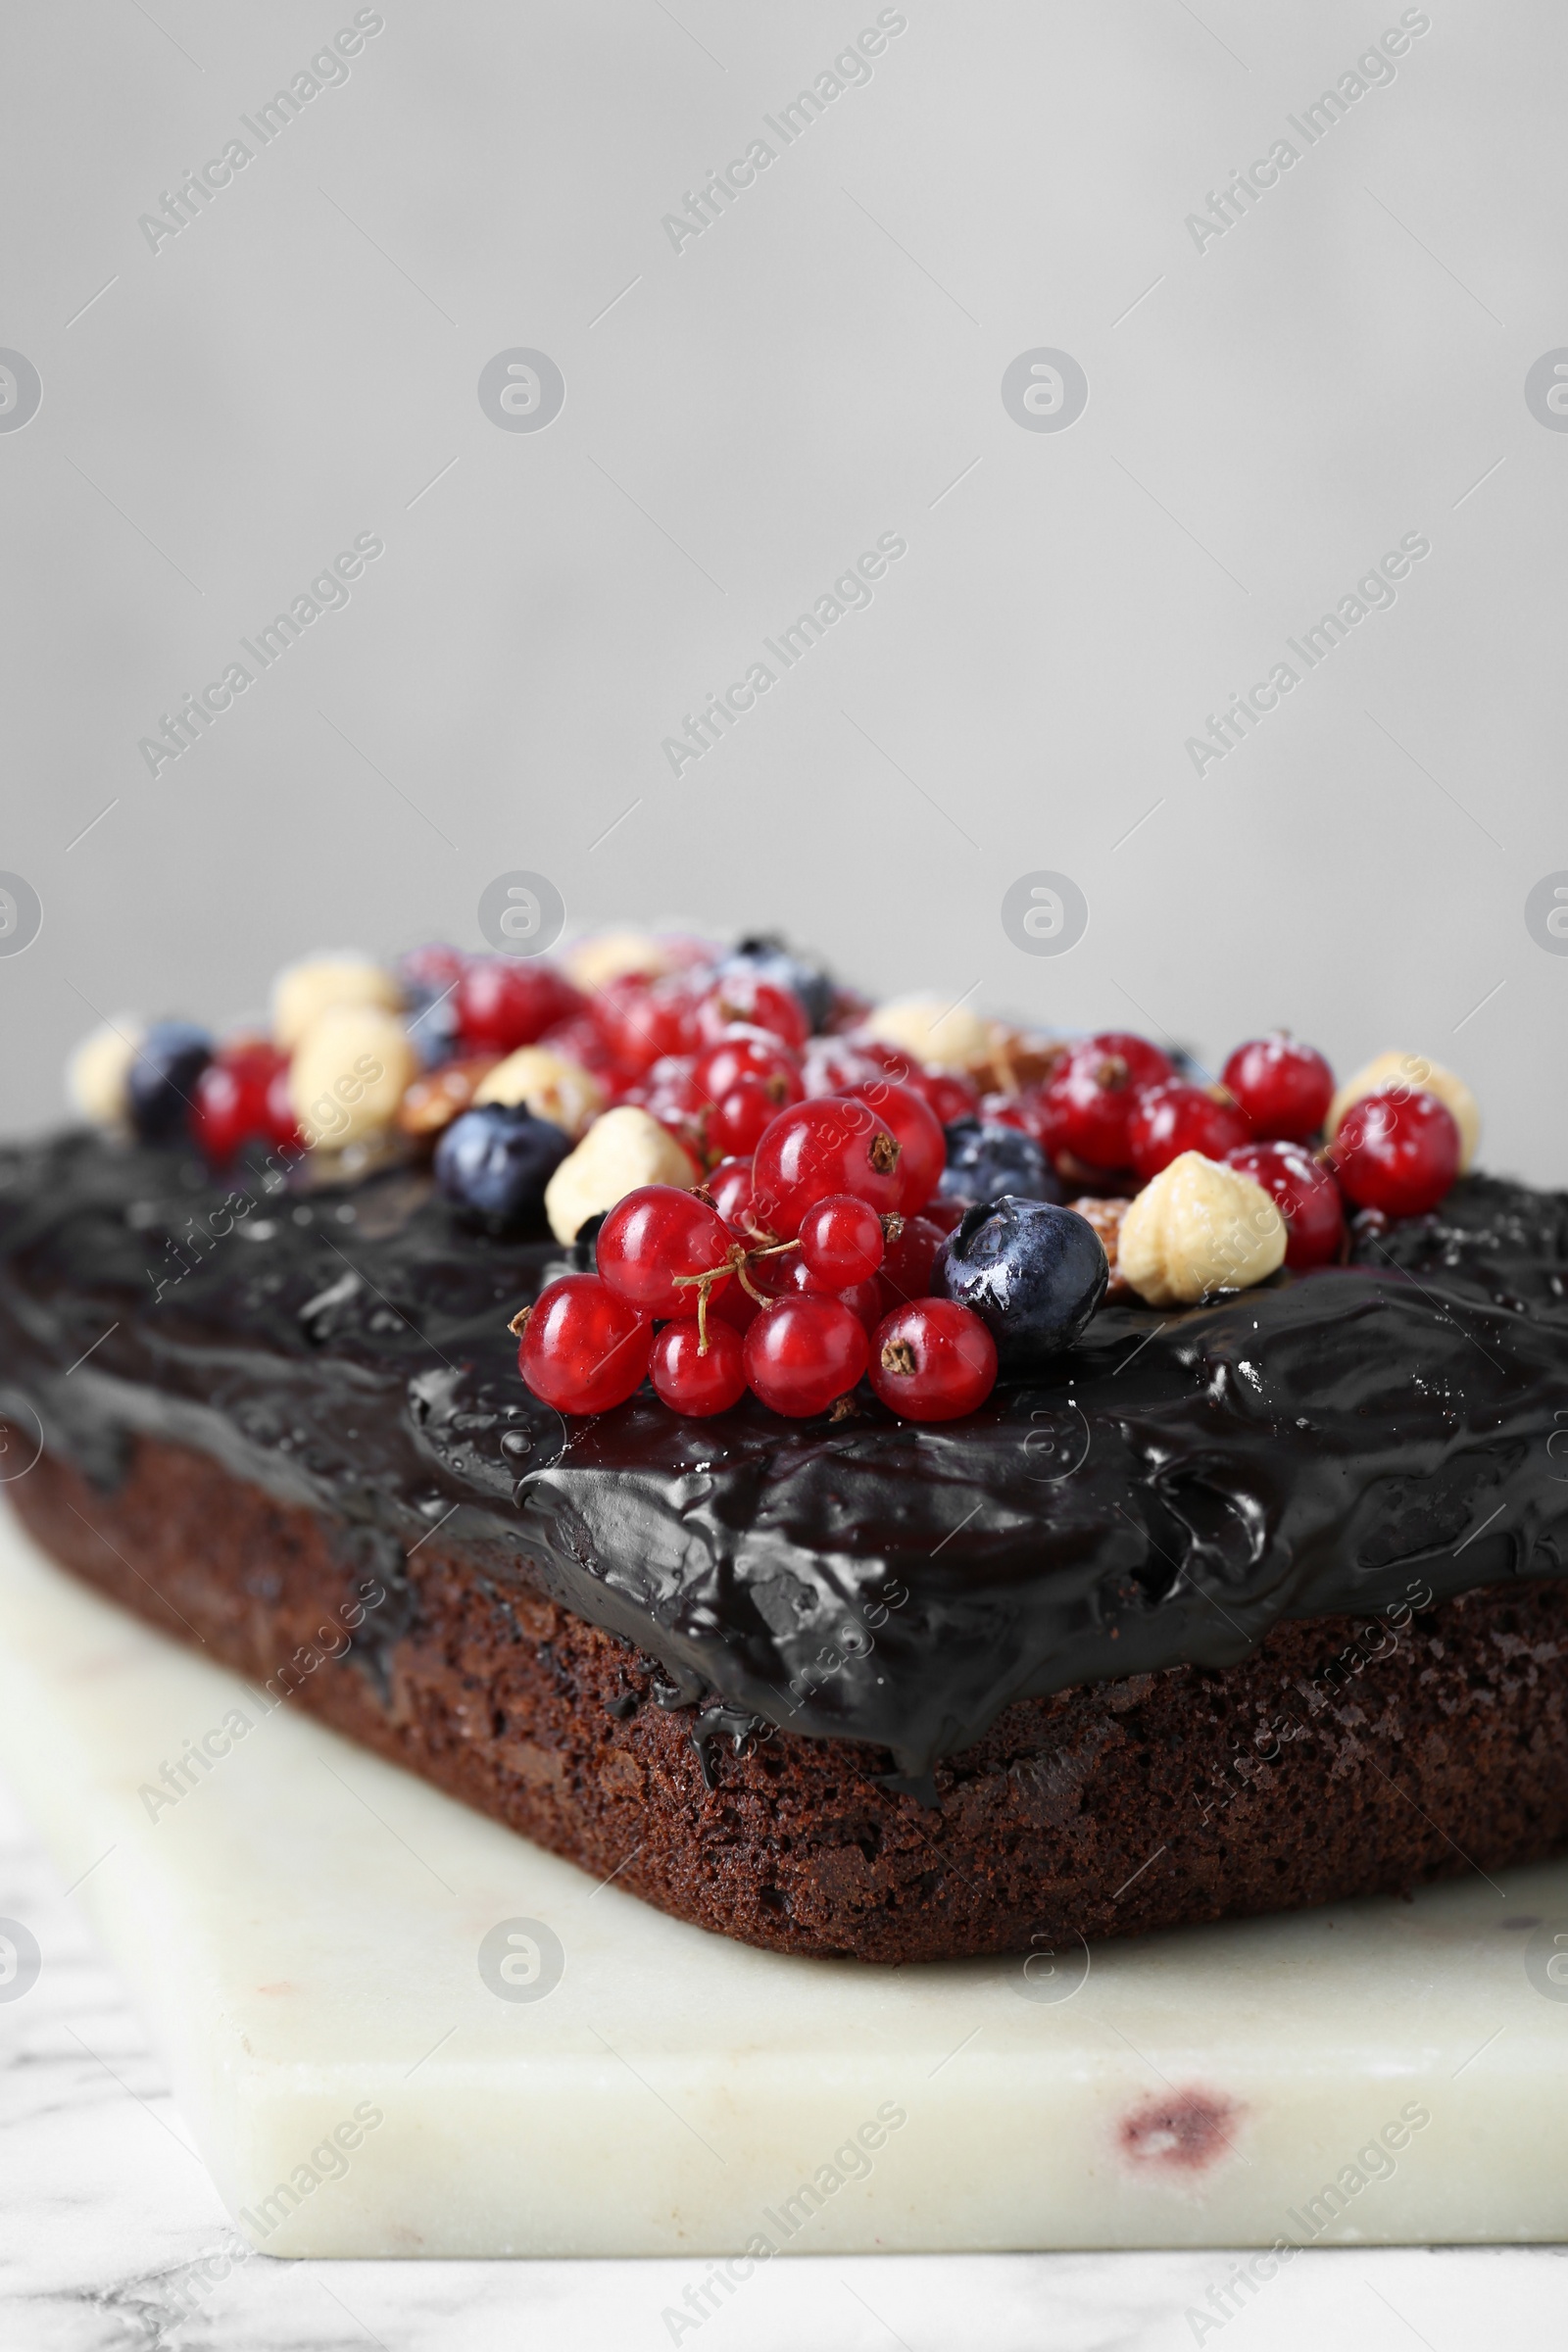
<box><xmin>543</xmin><ymin>1105</ymin><xmax>696</xmax><ymax>1242</ymax></box>
<box><xmin>271</xmin><ymin>954</ymin><xmax>402</xmax><ymax>1052</ymax></box>
<box><xmin>1327</xmin><ymin>1052</ymin><xmax>1479</xmax><ymax>1172</ymax></box>
<box><xmin>862</xmin><ymin>995</ymin><xmax>993</xmax><ymax>1073</ymax></box>
<box><xmin>67</xmin><ymin>1018</ymin><xmax>144</xmax><ymax>1128</ymax></box>
<box><xmin>561</xmin><ymin>930</ymin><xmax>686</xmax><ymax>991</ymax></box>
<box><xmin>472</xmin><ymin>1046</ymin><xmax>606</xmax><ymax>1139</ymax></box>
<box><xmin>288</xmin><ymin>1005</ymin><xmax>416</xmax><ymax>1149</ymax></box>
<box><xmin>1117</xmin><ymin>1152</ymin><xmax>1285</xmax><ymax>1306</ymax></box>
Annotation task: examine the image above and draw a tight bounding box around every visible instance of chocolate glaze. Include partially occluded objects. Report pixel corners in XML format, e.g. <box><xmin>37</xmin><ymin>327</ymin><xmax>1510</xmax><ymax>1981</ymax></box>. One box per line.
<box><xmin>2</xmin><ymin>1129</ymin><xmax>1567</xmax><ymax>1780</ymax></box>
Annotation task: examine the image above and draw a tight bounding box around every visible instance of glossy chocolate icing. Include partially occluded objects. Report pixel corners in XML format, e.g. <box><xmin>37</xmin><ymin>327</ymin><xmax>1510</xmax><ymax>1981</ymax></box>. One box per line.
<box><xmin>2</xmin><ymin>1130</ymin><xmax>1566</xmax><ymax>1779</ymax></box>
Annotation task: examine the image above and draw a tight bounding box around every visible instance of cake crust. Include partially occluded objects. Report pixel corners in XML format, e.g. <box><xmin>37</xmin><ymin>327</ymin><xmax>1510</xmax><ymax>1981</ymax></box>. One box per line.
<box><xmin>15</xmin><ymin>1431</ymin><xmax>1568</xmax><ymax>1964</ymax></box>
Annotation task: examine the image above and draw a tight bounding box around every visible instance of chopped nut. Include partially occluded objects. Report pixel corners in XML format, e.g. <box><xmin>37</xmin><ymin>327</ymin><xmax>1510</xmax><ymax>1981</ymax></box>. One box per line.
<box><xmin>975</xmin><ymin>1023</ymin><xmax>1068</xmax><ymax>1094</ymax></box>
<box><xmin>271</xmin><ymin>954</ymin><xmax>402</xmax><ymax>1052</ymax></box>
<box><xmin>473</xmin><ymin>1046</ymin><xmax>606</xmax><ymax>1139</ymax></box>
<box><xmin>67</xmin><ymin>1018</ymin><xmax>144</xmax><ymax>1128</ymax></box>
<box><xmin>397</xmin><ymin>1055</ymin><xmax>500</xmax><ymax>1140</ymax></box>
<box><xmin>1327</xmin><ymin>1051</ymin><xmax>1480</xmax><ymax>1172</ymax></box>
<box><xmin>542</xmin><ymin>1105</ymin><xmax>697</xmax><ymax>1243</ymax></box>
<box><xmin>1116</xmin><ymin>1152</ymin><xmax>1285</xmax><ymax>1307</ymax></box>
<box><xmin>1068</xmin><ymin>1196</ymin><xmax>1131</xmax><ymax>1296</ymax></box>
<box><xmin>289</xmin><ymin>1005</ymin><xmax>416</xmax><ymax>1149</ymax></box>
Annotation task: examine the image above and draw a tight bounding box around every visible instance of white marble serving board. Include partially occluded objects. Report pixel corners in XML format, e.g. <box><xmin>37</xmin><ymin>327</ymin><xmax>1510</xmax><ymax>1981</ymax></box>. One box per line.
<box><xmin>2</xmin><ymin>1504</ymin><xmax>1566</xmax><ymax>2262</ymax></box>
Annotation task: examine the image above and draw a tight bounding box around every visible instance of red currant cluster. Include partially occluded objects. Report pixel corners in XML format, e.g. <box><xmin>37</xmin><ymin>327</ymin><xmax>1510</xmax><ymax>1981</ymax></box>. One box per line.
<box><xmin>514</xmin><ymin>1093</ymin><xmax>997</xmax><ymax>1424</ymax></box>
<box><xmin>991</xmin><ymin>1029</ymin><xmax>1462</xmax><ymax>1269</ymax></box>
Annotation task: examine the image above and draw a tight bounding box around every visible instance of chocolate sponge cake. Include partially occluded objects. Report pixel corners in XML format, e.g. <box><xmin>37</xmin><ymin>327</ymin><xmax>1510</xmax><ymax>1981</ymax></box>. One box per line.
<box><xmin>5</xmin><ymin>1107</ymin><xmax>1568</xmax><ymax>1963</ymax></box>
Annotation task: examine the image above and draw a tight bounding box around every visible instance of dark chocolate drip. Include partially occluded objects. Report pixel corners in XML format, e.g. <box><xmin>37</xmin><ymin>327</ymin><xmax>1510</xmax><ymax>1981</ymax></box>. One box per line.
<box><xmin>2</xmin><ymin>1129</ymin><xmax>1567</xmax><ymax>1777</ymax></box>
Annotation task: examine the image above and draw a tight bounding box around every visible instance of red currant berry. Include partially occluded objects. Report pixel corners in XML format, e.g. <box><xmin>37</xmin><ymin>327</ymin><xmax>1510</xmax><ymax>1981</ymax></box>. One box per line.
<box><xmin>1222</xmin><ymin>1034</ymin><xmax>1335</xmax><ymax>1142</ymax></box>
<box><xmin>192</xmin><ymin>1041</ymin><xmax>296</xmax><ymax>1164</ymax></box>
<box><xmin>457</xmin><ymin>958</ymin><xmax>581</xmax><ymax>1054</ymax></box>
<box><xmin>743</xmin><ymin>1295</ymin><xmax>868</xmax><ymax>1417</ymax></box>
<box><xmin>265</xmin><ymin>1061</ymin><xmax>305</xmax><ymax>1152</ymax></box>
<box><xmin>1225</xmin><ymin>1141</ymin><xmax>1345</xmax><ymax>1269</ymax></box>
<box><xmin>710</xmin><ymin>1077</ymin><xmax>793</xmax><ymax>1158</ymax></box>
<box><xmin>836</xmin><ymin>1276</ymin><xmax>884</xmax><ymax>1335</ymax></box>
<box><xmin>649</xmin><ymin>1318</ymin><xmax>747</xmax><ymax>1417</ymax></box>
<box><xmin>840</xmin><ymin>1080</ymin><xmax>945</xmax><ymax>1215</ymax></box>
<box><xmin>597</xmin><ymin>1184</ymin><xmax>737</xmax><ymax>1320</ymax></box>
<box><xmin>876</xmin><ymin>1213</ymin><xmax>945</xmax><ymax>1312</ymax></box>
<box><xmin>517</xmin><ymin>1275</ymin><xmax>653</xmax><ymax>1414</ymax></box>
<box><xmin>594</xmin><ymin>973</ymin><xmax>704</xmax><ymax>1075</ymax></box>
<box><xmin>919</xmin><ymin>1070</ymin><xmax>982</xmax><ymax>1126</ymax></box>
<box><xmin>801</xmin><ymin>1037</ymin><xmax>889</xmax><ymax>1096</ymax></box>
<box><xmin>1042</xmin><ymin>1034</ymin><xmax>1174</xmax><ymax>1172</ymax></box>
<box><xmin>750</xmin><ymin>1098</ymin><xmax>903</xmax><ymax>1239</ymax></box>
<box><xmin>798</xmin><ymin>1193</ymin><xmax>885</xmax><ymax>1289</ymax></box>
<box><xmin>1327</xmin><ymin>1090</ymin><xmax>1459</xmax><ymax>1216</ymax></box>
<box><xmin>869</xmin><ymin>1299</ymin><xmax>998</xmax><ymax>1423</ymax></box>
<box><xmin>706</xmin><ymin>1155</ymin><xmax>757</xmax><ymax>1232</ymax></box>
<box><xmin>696</xmin><ymin>971</ymin><xmax>809</xmax><ymax>1051</ymax></box>
<box><xmin>707</xmin><ymin>1275</ymin><xmax>760</xmax><ymax>1336</ymax></box>
<box><xmin>629</xmin><ymin>1054</ymin><xmax>706</xmax><ymax>1118</ymax></box>
<box><xmin>536</xmin><ymin>1011</ymin><xmax>629</xmax><ymax>1095</ymax></box>
<box><xmin>1127</xmin><ymin>1082</ymin><xmax>1251</xmax><ymax>1181</ymax></box>
<box><xmin>692</xmin><ymin>1027</ymin><xmax>802</xmax><ymax>1102</ymax></box>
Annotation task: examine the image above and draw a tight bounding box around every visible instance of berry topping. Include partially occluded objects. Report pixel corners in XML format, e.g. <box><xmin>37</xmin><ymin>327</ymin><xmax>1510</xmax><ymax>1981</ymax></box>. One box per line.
<box><xmin>933</xmin><ymin>1197</ymin><xmax>1108</xmax><ymax>1368</ymax></box>
<box><xmin>742</xmin><ymin>1294</ymin><xmax>869</xmax><ymax>1417</ymax></box>
<box><xmin>1221</xmin><ymin>1034</ymin><xmax>1335</xmax><ymax>1142</ymax></box>
<box><xmin>435</xmin><ymin>1102</ymin><xmax>574</xmax><ymax>1233</ymax></box>
<box><xmin>192</xmin><ymin>1040</ymin><xmax>297</xmax><ymax>1164</ymax></box>
<box><xmin>596</xmin><ymin>1185</ymin><xmax>737</xmax><ymax>1320</ymax></box>
<box><xmin>869</xmin><ymin>1298</ymin><xmax>998</xmax><ymax>1422</ymax></box>
<box><xmin>1127</xmin><ymin>1082</ymin><xmax>1251</xmax><ymax>1181</ymax></box>
<box><xmin>457</xmin><ymin>958</ymin><xmax>582</xmax><ymax>1055</ymax></box>
<box><xmin>839</xmin><ymin>1079</ymin><xmax>945</xmax><ymax>1216</ymax></box>
<box><xmin>1225</xmin><ymin>1141</ymin><xmax>1345</xmax><ymax>1269</ymax></box>
<box><xmin>798</xmin><ymin>1193</ymin><xmax>886</xmax><ymax>1289</ymax></box>
<box><xmin>649</xmin><ymin>1318</ymin><xmax>748</xmax><ymax>1417</ymax></box>
<box><xmin>1039</xmin><ymin>1033</ymin><xmax>1173</xmax><ymax>1172</ymax></box>
<box><xmin>1327</xmin><ymin>1089</ymin><xmax>1460</xmax><ymax>1217</ymax></box>
<box><xmin>126</xmin><ymin>1020</ymin><xmax>214</xmax><ymax>1143</ymax></box>
<box><xmin>514</xmin><ymin>1274</ymin><xmax>652</xmax><ymax>1414</ymax></box>
<box><xmin>876</xmin><ymin>1213</ymin><xmax>946</xmax><ymax>1311</ymax></box>
<box><xmin>937</xmin><ymin>1117</ymin><xmax>1061</xmax><ymax>1206</ymax></box>
<box><xmin>696</xmin><ymin>969</ymin><xmax>810</xmax><ymax>1051</ymax></box>
<box><xmin>750</xmin><ymin>1098</ymin><xmax>903</xmax><ymax>1239</ymax></box>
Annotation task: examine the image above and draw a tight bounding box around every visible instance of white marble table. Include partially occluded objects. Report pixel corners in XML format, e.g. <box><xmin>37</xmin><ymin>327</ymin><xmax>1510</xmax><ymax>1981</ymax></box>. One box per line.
<box><xmin>9</xmin><ymin>1778</ymin><xmax>1568</xmax><ymax>2344</ymax></box>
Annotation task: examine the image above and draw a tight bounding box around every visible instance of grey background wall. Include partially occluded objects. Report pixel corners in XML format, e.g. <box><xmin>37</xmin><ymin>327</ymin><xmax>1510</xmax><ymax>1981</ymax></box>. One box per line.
<box><xmin>1</xmin><ymin>0</ymin><xmax>1564</xmax><ymax>1177</ymax></box>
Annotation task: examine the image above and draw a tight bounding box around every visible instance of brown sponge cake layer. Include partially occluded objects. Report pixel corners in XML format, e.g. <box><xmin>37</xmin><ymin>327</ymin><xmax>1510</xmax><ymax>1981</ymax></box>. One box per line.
<box><xmin>13</xmin><ymin>1431</ymin><xmax>1568</xmax><ymax>1964</ymax></box>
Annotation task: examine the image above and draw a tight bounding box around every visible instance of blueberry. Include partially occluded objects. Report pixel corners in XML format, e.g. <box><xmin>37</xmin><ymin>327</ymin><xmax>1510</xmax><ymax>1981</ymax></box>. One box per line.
<box><xmin>126</xmin><ymin>1020</ymin><xmax>213</xmax><ymax>1143</ymax></box>
<box><xmin>938</xmin><ymin>1117</ymin><xmax>1062</xmax><ymax>1206</ymax></box>
<box><xmin>434</xmin><ymin>1104</ymin><xmax>571</xmax><ymax>1235</ymax></box>
<box><xmin>721</xmin><ymin>933</ymin><xmax>834</xmax><ymax>1033</ymax></box>
<box><xmin>395</xmin><ymin>946</ymin><xmax>465</xmax><ymax>1069</ymax></box>
<box><xmin>933</xmin><ymin>1195</ymin><xmax>1108</xmax><ymax>1367</ymax></box>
